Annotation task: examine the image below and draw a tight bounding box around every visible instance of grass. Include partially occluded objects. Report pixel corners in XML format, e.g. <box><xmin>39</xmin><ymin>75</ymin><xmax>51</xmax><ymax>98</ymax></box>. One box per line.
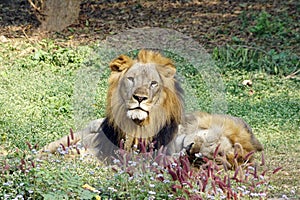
<box><xmin>0</xmin><ymin>10</ymin><xmax>299</xmax><ymax>199</ymax></box>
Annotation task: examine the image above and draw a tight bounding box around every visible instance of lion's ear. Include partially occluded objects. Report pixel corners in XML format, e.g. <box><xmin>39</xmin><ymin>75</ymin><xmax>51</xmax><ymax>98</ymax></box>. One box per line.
<box><xmin>109</xmin><ymin>55</ymin><xmax>133</xmax><ymax>72</ymax></box>
<box><xmin>160</xmin><ymin>64</ymin><xmax>176</xmax><ymax>78</ymax></box>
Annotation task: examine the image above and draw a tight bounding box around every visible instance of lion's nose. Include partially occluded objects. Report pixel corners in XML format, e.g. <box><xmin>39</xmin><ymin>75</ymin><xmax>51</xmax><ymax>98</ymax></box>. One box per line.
<box><xmin>133</xmin><ymin>94</ymin><xmax>148</xmax><ymax>103</ymax></box>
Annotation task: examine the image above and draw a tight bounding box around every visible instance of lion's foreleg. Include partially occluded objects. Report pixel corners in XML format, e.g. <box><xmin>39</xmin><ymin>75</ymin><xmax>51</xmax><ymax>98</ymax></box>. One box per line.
<box><xmin>40</xmin><ymin>130</ymin><xmax>81</xmax><ymax>154</ymax></box>
<box><xmin>40</xmin><ymin>119</ymin><xmax>104</xmax><ymax>155</ymax></box>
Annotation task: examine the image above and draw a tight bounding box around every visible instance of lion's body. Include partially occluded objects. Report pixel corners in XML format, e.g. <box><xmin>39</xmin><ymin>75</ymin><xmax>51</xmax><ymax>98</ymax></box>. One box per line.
<box><xmin>176</xmin><ymin>112</ymin><xmax>263</xmax><ymax>167</ymax></box>
<box><xmin>41</xmin><ymin>50</ymin><xmax>263</xmax><ymax>167</ymax></box>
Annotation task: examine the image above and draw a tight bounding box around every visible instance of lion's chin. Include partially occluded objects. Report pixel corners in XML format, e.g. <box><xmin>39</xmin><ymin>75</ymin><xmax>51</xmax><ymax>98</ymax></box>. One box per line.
<box><xmin>127</xmin><ymin>109</ymin><xmax>149</xmax><ymax>125</ymax></box>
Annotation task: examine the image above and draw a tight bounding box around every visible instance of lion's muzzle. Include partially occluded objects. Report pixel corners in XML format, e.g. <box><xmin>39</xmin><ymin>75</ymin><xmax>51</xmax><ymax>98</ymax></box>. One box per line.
<box><xmin>127</xmin><ymin>89</ymin><xmax>151</xmax><ymax>125</ymax></box>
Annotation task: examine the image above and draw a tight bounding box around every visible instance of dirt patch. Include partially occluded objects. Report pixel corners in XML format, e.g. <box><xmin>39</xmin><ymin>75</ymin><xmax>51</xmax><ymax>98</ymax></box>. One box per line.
<box><xmin>0</xmin><ymin>0</ymin><xmax>299</xmax><ymax>52</ymax></box>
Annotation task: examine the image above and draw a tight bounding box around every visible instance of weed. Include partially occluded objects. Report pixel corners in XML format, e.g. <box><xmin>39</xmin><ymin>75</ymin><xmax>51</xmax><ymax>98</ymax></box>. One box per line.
<box><xmin>0</xmin><ymin>142</ymin><xmax>105</xmax><ymax>199</ymax></box>
<box><xmin>99</xmin><ymin>141</ymin><xmax>282</xmax><ymax>199</ymax></box>
<box><xmin>249</xmin><ymin>11</ymin><xmax>287</xmax><ymax>38</ymax></box>
<box><xmin>213</xmin><ymin>45</ymin><xmax>299</xmax><ymax>76</ymax></box>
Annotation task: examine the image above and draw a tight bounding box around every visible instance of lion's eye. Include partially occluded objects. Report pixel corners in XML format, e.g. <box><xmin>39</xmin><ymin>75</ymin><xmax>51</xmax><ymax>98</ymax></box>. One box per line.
<box><xmin>127</xmin><ymin>77</ymin><xmax>134</xmax><ymax>82</ymax></box>
<box><xmin>150</xmin><ymin>81</ymin><xmax>158</xmax><ymax>88</ymax></box>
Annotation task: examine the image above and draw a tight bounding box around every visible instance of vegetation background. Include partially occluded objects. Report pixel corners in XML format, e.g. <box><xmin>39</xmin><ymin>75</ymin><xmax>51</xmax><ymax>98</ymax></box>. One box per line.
<box><xmin>0</xmin><ymin>0</ymin><xmax>299</xmax><ymax>199</ymax></box>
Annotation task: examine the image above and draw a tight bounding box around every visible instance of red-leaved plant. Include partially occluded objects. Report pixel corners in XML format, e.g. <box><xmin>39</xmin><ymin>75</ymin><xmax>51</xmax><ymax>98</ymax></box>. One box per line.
<box><xmin>111</xmin><ymin>139</ymin><xmax>282</xmax><ymax>199</ymax></box>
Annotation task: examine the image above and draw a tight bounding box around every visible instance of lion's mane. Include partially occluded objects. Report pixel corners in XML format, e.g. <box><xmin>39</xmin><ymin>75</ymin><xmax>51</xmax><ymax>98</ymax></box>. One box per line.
<box><xmin>99</xmin><ymin>50</ymin><xmax>184</xmax><ymax>152</ymax></box>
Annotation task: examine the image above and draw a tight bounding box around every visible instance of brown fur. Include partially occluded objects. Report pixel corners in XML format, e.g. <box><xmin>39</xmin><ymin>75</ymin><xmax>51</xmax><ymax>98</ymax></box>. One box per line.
<box><xmin>184</xmin><ymin>112</ymin><xmax>263</xmax><ymax>168</ymax></box>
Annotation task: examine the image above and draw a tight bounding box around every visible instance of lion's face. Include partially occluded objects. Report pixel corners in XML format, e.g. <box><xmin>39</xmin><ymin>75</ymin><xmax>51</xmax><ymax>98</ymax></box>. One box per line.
<box><xmin>106</xmin><ymin>50</ymin><xmax>184</xmax><ymax>146</ymax></box>
<box><xmin>120</xmin><ymin>63</ymin><xmax>162</xmax><ymax>125</ymax></box>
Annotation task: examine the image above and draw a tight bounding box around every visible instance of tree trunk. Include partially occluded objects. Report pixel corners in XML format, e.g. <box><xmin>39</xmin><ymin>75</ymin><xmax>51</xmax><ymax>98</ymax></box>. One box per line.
<box><xmin>32</xmin><ymin>0</ymin><xmax>81</xmax><ymax>32</ymax></box>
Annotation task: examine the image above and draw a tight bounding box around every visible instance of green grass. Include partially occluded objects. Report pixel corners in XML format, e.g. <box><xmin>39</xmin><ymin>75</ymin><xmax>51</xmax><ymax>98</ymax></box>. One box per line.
<box><xmin>0</xmin><ymin>40</ymin><xmax>107</xmax><ymax>149</ymax></box>
<box><xmin>0</xmin><ymin>33</ymin><xmax>299</xmax><ymax>199</ymax></box>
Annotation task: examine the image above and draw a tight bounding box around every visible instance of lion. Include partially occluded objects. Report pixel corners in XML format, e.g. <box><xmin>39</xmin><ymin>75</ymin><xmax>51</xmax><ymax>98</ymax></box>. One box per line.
<box><xmin>174</xmin><ymin>112</ymin><xmax>263</xmax><ymax>167</ymax></box>
<box><xmin>41</xmin><ymin>50</ymin><xmax>263</xmax><ymax>168</ymax></box>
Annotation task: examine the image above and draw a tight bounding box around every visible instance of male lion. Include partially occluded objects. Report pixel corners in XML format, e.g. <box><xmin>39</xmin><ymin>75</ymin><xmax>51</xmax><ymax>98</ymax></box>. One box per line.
<box><xmin>42</xmin><ymin>50</ymin><xmax>263</xmax><ymax>168</ymax></box>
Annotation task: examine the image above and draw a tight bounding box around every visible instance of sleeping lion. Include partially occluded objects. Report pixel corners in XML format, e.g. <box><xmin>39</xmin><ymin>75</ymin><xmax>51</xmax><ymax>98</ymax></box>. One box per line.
<box><xmin>41</xmin><ymin>50</ymin><xmax>263</xmax><ymax>168</ymax></box>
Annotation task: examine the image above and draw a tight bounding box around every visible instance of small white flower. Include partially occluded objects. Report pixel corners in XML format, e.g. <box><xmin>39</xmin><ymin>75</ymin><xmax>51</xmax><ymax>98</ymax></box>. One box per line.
<box><xmin>163</xmin><ymin>180</ymin><xmax>170</xmax><ymax>184</ymax></box>
<box><xmin>182</xmin><ymin>182</ymin><xmax>188</xmax><ymax>186</ymax></box>
<box><xmin>157</xmin><ymin>173</ymin><xmax>163</xmax><ymax>178</ymax></box>
<box><xmin>250</xmin><ymin>193</ymin><xmax>259</xmax><ymax>197</ymax></box>
<box><xmin>31</xmin><ymin>149</ymin><xmax>37</xmax><ymax>154</ymax></box>
<box><xmin>16</xmin><ymin>194</ymin><xmax>24</xmax><ymax>199</ymax></box>
<box><xmin>207</xmin><ymin>194</ymin><xmax>215</xmax><ymax>199</ymax></box>
<box><xmin>148</xmin><ymin>191</ymin><xmax>156</xmax><ymax>195</ymax></box>
<box><xmin>152</xmin><ymin>162</ymin><xmax>158</xmax><ymax>166</ymax></box>
<box><xmin>108</xmin><ymin>187</ymin><xmax>117</xmax><ymax>192</ymax></box>
<box><xmin>216</xmin><ymin>188</ymin><xmax>223</xmax><ymax>194</ymax></box>
<box><xmin>291</xmin><ymin>189</ymin><xmax>295</xmax><ymax>195</ymax></box>
<box><xmin>3</xmin><ymin>181</ymin><xmax>12</xmax><ymax>186</ymax></box>
<box><xmin>148</xmin><ymin>196</ymin><xmax>155</xmax><ymax>200</ymax></box>
<box><xmin>259</xmin><ymin>193</ymin><xmax>266</xmax><ymax>197</ymax></box>
<box><xmin>149</xmin><ymin>183</ymin><xmax>155</xmax><ymax>188</ymax></box>
<box><xmin>129</xmin><ymin>161</ymin><xmax>137</xmax><ymax>166</ymax></box>
<box><xmin>243</xmin><ymin>190</ymin><xmax>250</xmax><ymax>195</ymax></box>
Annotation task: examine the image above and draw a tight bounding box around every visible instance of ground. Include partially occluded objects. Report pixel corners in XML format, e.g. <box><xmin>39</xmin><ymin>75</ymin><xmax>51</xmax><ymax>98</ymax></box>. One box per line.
<box><xmin>1</xmin><ymin>0</ymin><xmax>299</xmax><ymax>53</ymax></box>
<box><xmin>0</xmin><ymin>0</ymin><xmax>299</xmax><ymax>199</ymax></box>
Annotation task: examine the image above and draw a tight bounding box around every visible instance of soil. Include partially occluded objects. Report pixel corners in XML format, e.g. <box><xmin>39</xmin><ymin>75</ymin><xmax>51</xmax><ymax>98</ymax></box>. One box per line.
<box><xmin>0</xmin><ymin>0</ymin><xmax>299</xmax><ymax>53</ymax></box>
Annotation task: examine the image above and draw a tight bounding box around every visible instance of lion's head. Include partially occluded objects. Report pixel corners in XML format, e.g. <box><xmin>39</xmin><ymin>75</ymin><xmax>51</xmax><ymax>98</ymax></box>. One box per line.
<box><xmin>101</xmin><ymin>50</ymin><xmax>184</xmax><ymax>150</ymax></box>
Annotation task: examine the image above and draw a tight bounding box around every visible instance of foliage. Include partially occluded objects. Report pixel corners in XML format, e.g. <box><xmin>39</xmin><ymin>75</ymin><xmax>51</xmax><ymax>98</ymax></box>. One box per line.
<box><xmin>0</xmin><ymin>40</ymin><xmax>100</xmax><ymax>149</ymax></box>
<box><xmin>213</xmin><ymin>45</ymin><xmax>299</xmax><ymax>76</ymax></box>
<box><xmin>237</xmin><ymin>10</ymin><xmax>300</xmax><ymax>49</ymax></box>
<box><xmin>248</xmin><ymin>11</ymin><xmax>287</xmax><ymax>38</ymax></box>
<box><xmin>1</xmin><ymin>140</ymin><xmax>283</xmax><ymax>199</ymax></box>
<box><xmin>1</xmin><ymin>143</ymin><xmax>105</xmax><ymax>199</ymax></box>
<box><xmin>0</xmin><ymin>35</ymin><xmax>299</xmax><ymax>198</ymax></box>
<box><xmin>107</xmin><ymin>141</ymin><xmax>282</xmax><ymax>199</ymax></box>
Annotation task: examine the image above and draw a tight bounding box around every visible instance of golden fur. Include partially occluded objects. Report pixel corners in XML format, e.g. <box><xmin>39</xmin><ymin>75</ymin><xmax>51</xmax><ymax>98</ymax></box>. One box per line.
<box><xmin>106</xmin><ymin>50</ymin><xmax>184</xmax><ymax>150</ymax></box>
<box><xmin>180</xmin><ymin>112</ymin><xmax>263</xmax><ymax>168</ymax></box>
<box><xmin>41</xmin><ymin>50</ymin><xmax>263</xmax><ymax>167</ymax></box>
